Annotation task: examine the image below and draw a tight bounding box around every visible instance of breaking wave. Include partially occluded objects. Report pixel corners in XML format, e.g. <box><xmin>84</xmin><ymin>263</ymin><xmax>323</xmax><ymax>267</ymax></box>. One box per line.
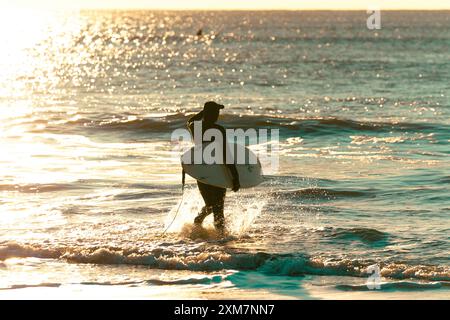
<box><xmin>1</xmin><ymin>242</ymin><xmax>448</xmax><ymax>282</ymax></box>
<box><xmin>37</xmin><ymin>113</ymin><xmax>445</xmax><ymax>136</ymax></box>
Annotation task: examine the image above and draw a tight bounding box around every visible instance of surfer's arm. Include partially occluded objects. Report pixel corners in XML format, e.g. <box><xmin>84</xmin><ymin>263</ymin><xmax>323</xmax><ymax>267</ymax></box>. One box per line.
<box><xmin>187</xmin><ymin>111</ymin><xmax>204</xmax><ymax>135</ymax></box>
<box><xmin>188</xmin><ymin>111</ymin><xmax>204</xmax><ymax>125</ymax></box>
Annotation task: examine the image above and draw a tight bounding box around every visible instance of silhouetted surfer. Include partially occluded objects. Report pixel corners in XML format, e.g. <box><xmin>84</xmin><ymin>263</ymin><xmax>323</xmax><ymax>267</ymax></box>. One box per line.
<box><xmin>187</xmin><ymin>102</ymin><xmax>240</xmax><ymax>235</ymax></box>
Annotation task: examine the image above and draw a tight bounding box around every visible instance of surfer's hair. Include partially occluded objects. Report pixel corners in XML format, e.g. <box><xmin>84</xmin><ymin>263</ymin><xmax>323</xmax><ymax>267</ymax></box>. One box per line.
<box><xmin>203</xmin><ymin>101</ymin><xmax>224</xmax><ymax>124</ymax></box>
<box><xmin>203</xmin><ymin>108</ymin><xmax>220</xmax><ymax>124</ymax></box>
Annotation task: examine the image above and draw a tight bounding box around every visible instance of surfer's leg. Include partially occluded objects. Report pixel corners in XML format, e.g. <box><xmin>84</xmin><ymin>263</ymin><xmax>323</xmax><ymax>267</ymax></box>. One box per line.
<box><xmin>212</xmin><ymin>204</ymin><xmax>225</xmax><ymax>232</ymax></box>
<box><xmin>196</xmin><ymin>181</ymin><xmax>227</xmax><ymax>232</ymax></box>
<box><xmin>195</xmin><ymin>181</ymin><xmax>213</xmax><ymax>226</ymax></box>
<box><xmin>212</xmin><ymin>188</ymin><xmax>226</xmax><ymax>233</ymax></box>
<box><xmin>194</xmin><ymin>206</ymin><xmax>211</xmax><ymax>225</ymax></box>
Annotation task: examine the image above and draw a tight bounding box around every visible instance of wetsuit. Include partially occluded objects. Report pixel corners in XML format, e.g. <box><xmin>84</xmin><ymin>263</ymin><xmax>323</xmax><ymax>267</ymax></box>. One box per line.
<box><xmin>187</xmin><ymin>112</ymin><xmax>239</xmax><ymax>232</ymax></box>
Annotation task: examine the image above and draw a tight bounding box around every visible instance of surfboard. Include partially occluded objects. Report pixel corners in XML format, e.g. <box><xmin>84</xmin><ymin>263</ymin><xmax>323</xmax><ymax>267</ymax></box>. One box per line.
<box><xmin>181</xmin><ymin>143</ymin><xmax>263</xmax><ymax>189</ymax></box>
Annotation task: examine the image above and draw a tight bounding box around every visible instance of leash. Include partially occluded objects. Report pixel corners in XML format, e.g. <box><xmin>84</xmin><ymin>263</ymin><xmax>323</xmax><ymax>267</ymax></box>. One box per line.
<box><xmin>162</xmin><ymin>169</ymin><xmax>186</xmax><ymax>235</ymax></box>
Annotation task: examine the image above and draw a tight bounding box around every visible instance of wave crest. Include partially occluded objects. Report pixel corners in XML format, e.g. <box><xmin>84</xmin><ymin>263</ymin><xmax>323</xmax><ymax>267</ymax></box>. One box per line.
<box><xmin>38</xmin><ymin>113</ymin><xmax>444</xmax><ymax>136</ymax></box>
<box><xmin>1</xmin><ymin>242</ymin><xmax>448</xmax><ymax>282</ymax></box>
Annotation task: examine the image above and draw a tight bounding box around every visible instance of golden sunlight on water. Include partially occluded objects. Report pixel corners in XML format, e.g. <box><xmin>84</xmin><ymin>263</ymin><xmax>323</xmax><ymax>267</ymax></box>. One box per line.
<box><xmin>0</xmin><ymin>10</ymin><xmax>178</xmax><ymax>234</ymax></box>
<box><xmin>1</xmin><ymin>10</ymin><xmax>66</xmax><ymax>94</ymax></box>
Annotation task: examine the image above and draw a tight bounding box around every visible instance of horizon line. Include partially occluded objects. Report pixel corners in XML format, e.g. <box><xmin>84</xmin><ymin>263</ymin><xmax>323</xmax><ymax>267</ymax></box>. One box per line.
<box><xmin>69</xmin><ymin>8</ymin><xmax>450</xmax><ymax>11</ymax></box>
<box><xmin>7</xmin><ymin>7</ymin><xmax>450</xmax><ymax>12</ymax></box>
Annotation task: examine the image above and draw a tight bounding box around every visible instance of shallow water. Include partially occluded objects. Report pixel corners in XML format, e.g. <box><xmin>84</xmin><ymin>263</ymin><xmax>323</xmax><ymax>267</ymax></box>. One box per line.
<box><xmin>0</xmin><ymin>10</ymin><xmax>449</xmax><ymax>299</ymax></box>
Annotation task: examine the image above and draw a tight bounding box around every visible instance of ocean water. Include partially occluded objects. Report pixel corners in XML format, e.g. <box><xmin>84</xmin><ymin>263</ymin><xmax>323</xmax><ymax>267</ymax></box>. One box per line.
<box><xmin>0</xmin><ymin>10</ymin><xmax>449</xmax><ymax>299</ymax></box>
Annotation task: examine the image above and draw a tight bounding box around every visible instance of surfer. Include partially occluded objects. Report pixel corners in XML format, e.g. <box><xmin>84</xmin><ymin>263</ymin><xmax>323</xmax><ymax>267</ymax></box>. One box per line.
<box><xmin>187</xmin><ymin>101</ymin><xmax>240</xmax><ymax>235</ymax></box>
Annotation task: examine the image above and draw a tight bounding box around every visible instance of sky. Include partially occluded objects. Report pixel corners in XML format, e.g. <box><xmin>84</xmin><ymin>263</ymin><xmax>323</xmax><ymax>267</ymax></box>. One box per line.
<box><xmin>1</xmin><ymin>0</ymin><xmax>450</xmax><ymax>10</ymax></box>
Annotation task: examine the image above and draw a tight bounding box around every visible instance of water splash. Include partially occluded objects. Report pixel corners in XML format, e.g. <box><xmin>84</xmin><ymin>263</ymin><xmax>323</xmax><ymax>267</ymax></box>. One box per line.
<box><xmin>164</xmin><ymin>186</ymin><xmax>266</xmax><ymax>237</ymax></box>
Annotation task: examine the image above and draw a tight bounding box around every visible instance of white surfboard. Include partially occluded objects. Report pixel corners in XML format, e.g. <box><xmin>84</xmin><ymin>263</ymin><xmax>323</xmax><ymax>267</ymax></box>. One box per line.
<box><xmin>181</xmin><ymin>143</ymin><xmax>263</xmax><ymax>189</ymax></box>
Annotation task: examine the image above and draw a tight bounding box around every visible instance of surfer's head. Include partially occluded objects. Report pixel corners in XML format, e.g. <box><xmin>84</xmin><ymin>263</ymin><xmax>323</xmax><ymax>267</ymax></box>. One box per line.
<box><xmin>203</xmin><ymin>101</ymin><xmax>224</xmax><ymax>124</ymax></box>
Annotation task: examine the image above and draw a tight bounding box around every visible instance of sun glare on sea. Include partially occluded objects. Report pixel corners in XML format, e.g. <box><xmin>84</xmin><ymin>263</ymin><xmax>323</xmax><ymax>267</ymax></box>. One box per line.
<box><xmin>0</xmin><ymin>8</ymin><xmax>85</xmax><ymax>185</ymax></box>
<box><xmin>0</xmin><ymin>6</ymin><xmax>89</xmax><ymax>119</ymax></box>
<box><xmin>0</xmin><ymin>9</ymin><xmax>50</xmax><ymax>91</ymax></box>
